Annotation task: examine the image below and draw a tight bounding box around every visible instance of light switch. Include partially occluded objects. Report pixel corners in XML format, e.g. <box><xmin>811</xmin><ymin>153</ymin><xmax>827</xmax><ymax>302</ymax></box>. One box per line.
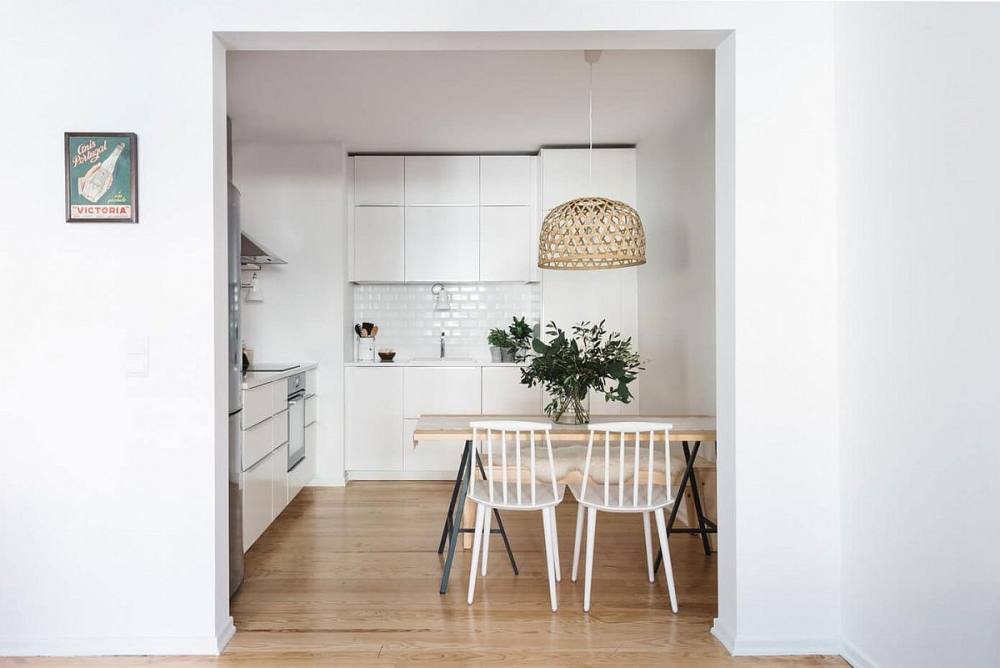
<box><xmin>123</xmin><ymin>335</ymin><xmax>149</xmax><ymax>377</ymax></box>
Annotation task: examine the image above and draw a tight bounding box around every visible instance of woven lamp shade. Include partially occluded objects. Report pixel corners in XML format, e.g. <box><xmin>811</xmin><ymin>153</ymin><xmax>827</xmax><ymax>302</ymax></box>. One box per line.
<box><xmin>538</xmin><ymin>196</ymin><xmax>646</xmax><ymax>270</ymax></box>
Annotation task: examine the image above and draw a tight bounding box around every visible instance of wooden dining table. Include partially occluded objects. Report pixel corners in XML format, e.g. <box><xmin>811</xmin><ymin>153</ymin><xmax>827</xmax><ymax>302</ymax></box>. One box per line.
<box><xmin>412</xmin><ymin>414</ymin><xmax>718</xmax><ymax>594</ymax></box>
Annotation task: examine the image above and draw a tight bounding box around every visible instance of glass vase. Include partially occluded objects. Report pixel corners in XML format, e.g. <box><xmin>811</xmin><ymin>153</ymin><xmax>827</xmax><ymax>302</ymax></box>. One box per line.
<box><xmin>552</xmin><ymin>385</ymin><xmax>590</xmax><ymax>424</ymax></box>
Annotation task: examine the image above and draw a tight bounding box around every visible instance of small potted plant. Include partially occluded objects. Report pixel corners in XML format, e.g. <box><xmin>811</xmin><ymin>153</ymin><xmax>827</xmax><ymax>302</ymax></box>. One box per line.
<box><xmin>488</xmin><ymin>328</ymin><xmax>515</xmax><ymax>363</ymax></box>
<box><xmin>519</xmin><ymin>320</ymin><xmax>643</xmax><ymax>424</ymax></box>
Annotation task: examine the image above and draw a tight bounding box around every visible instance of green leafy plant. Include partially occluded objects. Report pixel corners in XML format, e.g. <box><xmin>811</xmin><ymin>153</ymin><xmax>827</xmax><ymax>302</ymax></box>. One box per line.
<box><xmin>487</xmin><ymin>327</ymin><xmax>515</xmax><ymax>349</ymax></box>
<box><xmin>519</xmin><ymin>320</ymin><xmax>643</xmax><ymax>424</ymax></box>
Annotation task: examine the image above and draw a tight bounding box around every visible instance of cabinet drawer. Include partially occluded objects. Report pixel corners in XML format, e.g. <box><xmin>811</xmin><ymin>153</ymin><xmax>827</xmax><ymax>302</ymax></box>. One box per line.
<box><xmin>272</xmin><ymin>409</ymin><xmax>289</xmax><ymax>446</ymax></box>
<box><xmin>403</xmin><ymin>419</ymin><xmax>464</xmax><ymax>472</ymax></box>
<box><xmin>304</xmin><ymin>395</ymin><xmax>317</xmax><ymax>426</ymax></box>
<box><xmin>403</xmin><ymin>367</ymin><xmax>481</xmax><ymax>418</ymax></box>
<box><xmin>482</xmin><ymin>366</ymin><xmax>540</xmax><ymax>414</ymax></box>
<box><xmin>271</xmin><ymin>379</ymin><xmax>288</xmax><ymax>414</ymax></box>
<box><xmin>242</xmin><ymin>384</ymin><xmax>272</xmax><ymax>429</ymax></box>
<box><xmin>242</xmin><ymin>452</ymin><xmax>272</xmax><ymax>552</ymax></box>
<box><xmin>242</xmin><ymin>417</ymin><xmax>273</xmax><ymax>470</ymax></box>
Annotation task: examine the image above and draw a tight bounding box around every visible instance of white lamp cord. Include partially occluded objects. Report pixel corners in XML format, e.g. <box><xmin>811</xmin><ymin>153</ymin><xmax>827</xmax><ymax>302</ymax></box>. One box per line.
<box><xmin>588</xmin><ymin>60</ymin><xmax>594</xmax><ymax>190</ymax></box>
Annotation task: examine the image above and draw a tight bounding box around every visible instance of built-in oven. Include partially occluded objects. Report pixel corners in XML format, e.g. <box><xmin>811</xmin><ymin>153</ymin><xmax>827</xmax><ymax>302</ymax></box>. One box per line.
<box><xmin>286</xmin><ymin>372</ymin><xmax>306</xmax><ymax>472</ymax></box>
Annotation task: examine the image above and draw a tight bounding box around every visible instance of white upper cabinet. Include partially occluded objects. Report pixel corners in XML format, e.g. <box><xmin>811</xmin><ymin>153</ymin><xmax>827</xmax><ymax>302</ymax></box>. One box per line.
<box><xmin>540</xmin><ymin>148</ymin><xmax>637</xmax><ymax>210</ymax></box>
<box><xmin>354</xmin><ymin>156</ymin><xmax>404</xmax><ymax>205</ymax></box>
<box><xmin>354</xmin><ymin>206</ymin><xmax>404</xmax><ymax>282</ymax></box>
<box><xmin>480</xmin><ymin>206</ymin><xmax>530</xmax><ymax>282</ymax></box>
<box><xmin>480</xmin><ymin>155</ymin><xmax>532</xmax><ymax>205</ymax></box>
<box><xmin>405</xmin><ymin>156</ymin><xmax>480</xmax><ymax>206</ymax></box>
<box><xmin>404</xmin><ymin>206</ymin><xmax>479</xmax><ymax>282</ymax></box>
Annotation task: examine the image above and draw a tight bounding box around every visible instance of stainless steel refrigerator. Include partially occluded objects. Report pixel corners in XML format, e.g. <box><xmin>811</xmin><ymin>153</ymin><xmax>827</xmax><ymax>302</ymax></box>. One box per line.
<box><xmin>227</xmin><ymin>178</ymin><xmax>245</xmax><ymax>597</ymax></box>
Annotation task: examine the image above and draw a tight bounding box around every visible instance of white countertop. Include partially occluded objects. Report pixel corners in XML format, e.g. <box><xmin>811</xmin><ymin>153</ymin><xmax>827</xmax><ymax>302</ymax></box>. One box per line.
<box><xmin>242</xmin><ymin>362</ymin><xmax>318</xmax><ymax>389</ymax></box>
<box><xmin>345</xmin><ymin>359</ymin><xmax>525</xmax><ymax>368</ymax></box>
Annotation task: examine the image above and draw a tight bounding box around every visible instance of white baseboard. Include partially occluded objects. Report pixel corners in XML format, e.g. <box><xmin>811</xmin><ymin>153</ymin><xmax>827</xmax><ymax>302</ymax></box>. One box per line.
<box><xmin>711</xmin><ymin>619</ymin><xmax>840</xmax><ymax>657</ymax></box>
<box><xmin>216</xmin><ymin>616</ymin><xmax>236</xmax><ymax>654</ymax></box>
<box><xmin>710</xmin><ymin>618</ymin><xmax>735</xmax><ymax>653</ymax></box>
<box><xmin>346</xmin><ymin>470</ymin><xmax>455</xmax><ymax>481</ymax></box>
<box><xmin>0</xmin><ymin>632</ymin><xmax>226</xmax><ymax>657</ymax></box>
<box><xmin>840</xmin><ymin>639</ymin><xmax>878</xmax><ymax>668</ymax></box>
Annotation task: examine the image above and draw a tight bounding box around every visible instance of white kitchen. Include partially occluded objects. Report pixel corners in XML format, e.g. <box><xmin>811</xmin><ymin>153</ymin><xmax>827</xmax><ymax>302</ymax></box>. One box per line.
<box><xmin>224</xmin><ymin>47</ymin><xmax>719</xmax><ymax>658</ymax></box>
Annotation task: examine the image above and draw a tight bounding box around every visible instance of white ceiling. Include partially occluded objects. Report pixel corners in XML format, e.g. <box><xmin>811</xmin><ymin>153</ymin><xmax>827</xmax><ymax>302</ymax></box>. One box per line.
<box><xmin>227</xmin><ymin>50</ymin><xmax>714</xmax><ymax>152</ymax></box>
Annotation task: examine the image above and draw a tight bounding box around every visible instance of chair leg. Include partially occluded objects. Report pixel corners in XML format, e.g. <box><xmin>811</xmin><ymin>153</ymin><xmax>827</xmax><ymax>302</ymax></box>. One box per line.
<box><xmin>571</xmin><ymin>502</ymin><xmax>585</xmax><ymax>582</ymax></box>
<box><xmin>583</xmin><ymin>507</ymin><xmax>597</xmax><ymax>613</ymax></box>
<box><xmin>549</xmin><ymin>507</ymin><xmax>561</xmax><ymax>582</ymax></box>
<box><xmin>653</xmin><ymin>508</ymin><xmax>678</xmax><ymax>613</ymax></box>
<box><xmin>481</xmin><ymin>509</ymin><xmax>492</xmax><ymax>576</ymax></box>
<box><xmin>467</xmin><ymin>503</ymin><xmax>485</xmax><ymax>605</ymax></box>
<box><xmin>541</xmin><ymin>508</ymin><xmax>558</xmax><ymax>612</ymax></box>
<box><xmin>642</xmin><ymin>512</ymin><xmax>655</xmax><ymax>583</ymax></box>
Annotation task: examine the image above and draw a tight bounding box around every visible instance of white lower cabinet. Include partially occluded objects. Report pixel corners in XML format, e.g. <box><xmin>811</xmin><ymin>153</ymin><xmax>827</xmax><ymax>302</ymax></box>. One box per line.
<box><xmin>482</xmin><ymin>366</ymin><xmax>540</xmax><ymax>414</ymax></box>
<box><xmin>272</xmin><ymin>443</ymin><xmax>289</xmax><ymax>517</ymax></box>
<box><xmin>242</xmin><ymin>451</ymin><xmax>273</xmax><ymax>552</ymax></box>
<box><xmin>348</xmin><ymin>365</ymin><xmax>547</xmax><ymax>480</ymax></box>
<box><xmin>289</xmin><ymin>422</ymin><xmax>317</xmax><ymax>501</ymax></box>
<box><xmin>403</xmin><ymin>419</ymin><xmax>461</xmax><ymax>472</ymax></box>
<box><xmin>347</xmin><ymin>366</ymin><xmax>404</xmax><ymax>472</ymax></box>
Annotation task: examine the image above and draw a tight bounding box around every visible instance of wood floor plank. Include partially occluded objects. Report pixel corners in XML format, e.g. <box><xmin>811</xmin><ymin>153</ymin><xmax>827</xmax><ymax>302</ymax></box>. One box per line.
<box><xmin>1</xmin><ymin>484</ymin><xmax>846</xmax><ymax>666</ymax></box>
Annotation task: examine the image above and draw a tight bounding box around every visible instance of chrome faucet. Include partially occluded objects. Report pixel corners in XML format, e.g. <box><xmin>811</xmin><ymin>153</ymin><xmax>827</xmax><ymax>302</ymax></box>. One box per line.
<box><xmin>440</xmin><ymin>331</ymin><xmax>446</xmax><ymax>359</ymax></box>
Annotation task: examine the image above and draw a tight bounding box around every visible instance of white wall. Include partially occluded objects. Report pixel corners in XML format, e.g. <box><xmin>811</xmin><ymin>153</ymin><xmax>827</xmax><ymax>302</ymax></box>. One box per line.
<box><xmin>836</xmin><ymin>5</ymin><xmax>1000</xmax><ymax>667</ymax></box>
<box><xmin>633</xmin><ymin>51</ymin><xmax>716</xmax><ymax>417</ymax></box>
<box><xmin>0</xmin><ymin>1</ymin><xmax>842</xmax><ymax>657</ymax></box>
<box><xmin>233</xmin><ymin>143</ymin><xmax>347</xmax><ymax>486</ymax></box>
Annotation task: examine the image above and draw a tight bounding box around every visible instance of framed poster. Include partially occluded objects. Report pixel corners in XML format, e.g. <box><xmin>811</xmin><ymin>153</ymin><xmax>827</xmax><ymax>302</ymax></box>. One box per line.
<box><xmin>65</xmin><ymin>132</ymin><xmax>138</xmax><ymax>223</ymax></box>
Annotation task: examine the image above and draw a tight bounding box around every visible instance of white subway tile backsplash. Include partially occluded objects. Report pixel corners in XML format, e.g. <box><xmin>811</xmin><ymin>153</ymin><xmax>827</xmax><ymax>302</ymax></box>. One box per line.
<box><xmin>353</xmin><ymin>283</ymin><xmax>540</xmax><ymax>360</ymax></box>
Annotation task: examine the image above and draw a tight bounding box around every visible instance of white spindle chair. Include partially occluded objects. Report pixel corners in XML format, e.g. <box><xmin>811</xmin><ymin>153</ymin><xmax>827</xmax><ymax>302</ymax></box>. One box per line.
<box><xmin>467</xmin><ymin>420</ymin><xmax>565</xmax><ymax>611</ymax></box>
<box><xmin>569</xmin><ymin>422</ymin><xmax>678</xmax><ymax>613</ymax></box>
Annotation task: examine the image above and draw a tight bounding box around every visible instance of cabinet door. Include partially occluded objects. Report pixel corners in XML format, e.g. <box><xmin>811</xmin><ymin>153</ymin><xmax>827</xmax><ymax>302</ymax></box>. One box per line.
<box><xmin>480</xmin><ymin>206</ymin><xmax>530</xmax><ymax>282</ymax></box>
<box><xmin>480</xmin><ymin>155</ymin><xmax>532</xmax><ymax>205</ymax></box>
<box><xmin>540</xmin><ymin>148</ymin><xmax>637</xmax><ymax>210</ymax></box>
<box><xmin>242</xmin><ymin>451</ymin><xmax>272</xmax><ymax>552</ymax></box>
<box><xmin>482</xmin><ymin>366</ymin><xmax>540</xmax><ymax>415</ymax></box>
<box><xmin>403</xmin><ymin>366</ymin><xmax>482</xmax><ymax>419</ymax></box>
<box><xmin>404</xmin><ymin>207</ymin><xmax>479</xmax><ymax>282</ymax></box>
<box><xmin>347</xmin><ymin>367</ymin><xmax>404</xmax><ymax>471</ymax></box>
<box><xmin>354</xmin><ymin>207</ymin><xmax>404</xmax><ymax>282</ymax></box>
<box><xmin>289</xmin><ymin>422</ymin><xmax>316</xmax><ymax>502</ymax></box>
<box><xmin>403</xmin><ymin>419</ymin><xmax>464</xmax><ymax>472</ymax></box>
<box><xmin>404</xmin><ymin>156</ymin><xmax>479</xmax><ymax>206</ymax></box>
<box><xmin>354</xmin><ymin>156</ymin><xmax>404</xmax><ymax>205</ymax></box>
<box><xmin>271</xmin><ymin>443</ymin><xmax>289</xmax><ymax>519</ymax></box>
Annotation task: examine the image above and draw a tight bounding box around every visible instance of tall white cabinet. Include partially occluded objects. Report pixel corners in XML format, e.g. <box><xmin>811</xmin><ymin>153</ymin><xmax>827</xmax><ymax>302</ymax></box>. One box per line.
<box><xmin>539</xmin><ymin>148</ymin><xmax>640</xmax><ymax>416</ymax></box>
<box><xmin>349</xmin><ymin>154</ymin><xmax>536</xmax><ymax>283</ymax></box>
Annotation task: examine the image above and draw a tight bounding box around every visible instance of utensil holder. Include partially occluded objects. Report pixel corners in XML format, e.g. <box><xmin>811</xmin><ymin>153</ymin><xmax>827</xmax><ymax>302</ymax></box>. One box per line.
<box><xmin>358</xmin><ymin>337</ymin><xmax>376</xmax><ymax>362</ymax></box>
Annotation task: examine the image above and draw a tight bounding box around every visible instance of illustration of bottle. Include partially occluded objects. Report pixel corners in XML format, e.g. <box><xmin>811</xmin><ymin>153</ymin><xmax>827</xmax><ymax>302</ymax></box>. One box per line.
<box><xmin>78</xmin><ymin>142</ymin><xmax>125</xmax><ymax>203</ymax></box>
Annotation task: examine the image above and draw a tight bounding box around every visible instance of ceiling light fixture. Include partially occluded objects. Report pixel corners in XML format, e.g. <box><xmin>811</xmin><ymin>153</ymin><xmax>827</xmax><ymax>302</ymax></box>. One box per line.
<box><xmin>538</xmin><ymin>50</ymin><xmax>646</xmax><ymax>270</ymax></box>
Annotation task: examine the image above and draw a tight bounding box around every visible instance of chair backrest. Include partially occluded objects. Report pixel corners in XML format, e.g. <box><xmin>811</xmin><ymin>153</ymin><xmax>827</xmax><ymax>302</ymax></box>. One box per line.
<box><xmin>470</xmin><ymin>420</ymin><xmax>556</xmax><ymax>506</ymax></box>
<box><xmin>580</xmin><ymin>421</ymin><xmax>673</xmax><ymax>508</ymax></box>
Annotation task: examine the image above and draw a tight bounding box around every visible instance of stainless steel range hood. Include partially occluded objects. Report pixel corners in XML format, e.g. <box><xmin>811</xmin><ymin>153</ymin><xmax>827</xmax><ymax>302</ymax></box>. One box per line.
<box><xmin>241</xmin><ymin>232</ymin><xmax>286</xmax><ymax>265</ymax></box>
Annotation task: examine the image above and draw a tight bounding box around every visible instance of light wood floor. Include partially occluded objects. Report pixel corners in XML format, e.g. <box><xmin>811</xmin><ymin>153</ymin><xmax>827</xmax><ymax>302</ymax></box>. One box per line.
<box><xmin>4</xmin><ymin>484</ymin><xmax>846</xmax><ymax>666</ymax></box>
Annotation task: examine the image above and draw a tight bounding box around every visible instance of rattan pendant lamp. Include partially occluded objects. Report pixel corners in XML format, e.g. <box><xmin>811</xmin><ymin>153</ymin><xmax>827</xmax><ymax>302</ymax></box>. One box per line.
<box><xmin>538</xmin><ymin>50</ymin><xmax>646</xmax><ymax>270</ymax></box>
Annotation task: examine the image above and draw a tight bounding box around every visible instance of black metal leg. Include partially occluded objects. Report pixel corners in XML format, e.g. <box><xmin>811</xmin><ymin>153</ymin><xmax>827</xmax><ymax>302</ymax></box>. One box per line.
<box><xmin>440</xmin><ymin>440</ymin><xmax>472</xmax><ymax>594</ymax></box>
<box><xmin>683</xmin><ymin>441</ymin><xmax>713</xmax><ymax>555</ymax></box>
<box><xmin>437</xmin><ymin>443</ymin><xmax>470</xmax><ymax>554</ymax></box>
<box><xmin>655</xmin><ymin>440</ymin><xmax>714</xmax><ymax>572</ymax></box>
<box><xmin>475</xmin><ymin>451</ymin><xmax>518</xmax><ymax>575</ymax></box>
